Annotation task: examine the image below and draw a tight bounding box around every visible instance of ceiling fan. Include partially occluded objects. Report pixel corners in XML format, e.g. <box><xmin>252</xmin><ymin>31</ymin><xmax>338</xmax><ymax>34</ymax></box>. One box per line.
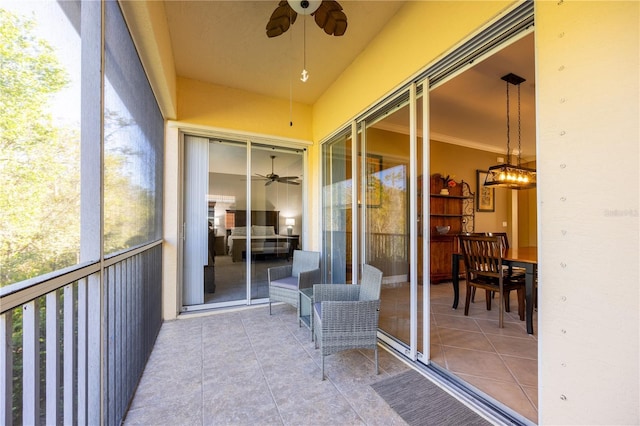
<box><xmin>266</xmin><ymin>0</ymin><xmax>348</xmax><ymax>38</ymax></box>
<box><xmin>254</xmin><ymin>156</ymin><xmax>300</xmax><ymax>186</ymax></box>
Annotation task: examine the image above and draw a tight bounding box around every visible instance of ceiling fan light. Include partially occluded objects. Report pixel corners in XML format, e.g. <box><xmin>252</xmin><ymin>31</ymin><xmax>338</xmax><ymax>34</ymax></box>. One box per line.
<box><xmin>288</xmin><ymin>0</ymin><xmax>321</xmax><ymax>15</ymax></box>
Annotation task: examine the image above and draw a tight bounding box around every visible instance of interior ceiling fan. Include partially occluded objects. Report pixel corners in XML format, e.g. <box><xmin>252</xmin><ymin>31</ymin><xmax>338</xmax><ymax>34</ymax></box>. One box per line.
<box><xmin>266</xmin><ymin>0</ymin><xmax>348</xmax><ymax>38</ymax></box>
<box><xmin>254</xmin><ymin>155</ymin><xmax>300</xmax><ymax>186</ymax></box>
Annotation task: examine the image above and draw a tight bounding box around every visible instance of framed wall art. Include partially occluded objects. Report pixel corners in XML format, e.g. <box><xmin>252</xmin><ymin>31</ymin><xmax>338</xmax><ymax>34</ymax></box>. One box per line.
<box><xmin>476</xmin><ymin>170</ymin><xmax>495</xmax><ymax>212</ymax></box>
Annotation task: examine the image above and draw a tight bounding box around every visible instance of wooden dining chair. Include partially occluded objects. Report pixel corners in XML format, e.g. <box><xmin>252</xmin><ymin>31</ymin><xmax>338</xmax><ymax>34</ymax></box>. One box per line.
<box><xmin>486</xmin><ymin>232</ymin><xmax>527</xmax><ymax>311</ymax></box>
<box><xmin>459</xmin><ymin>234</ymin><xmax>525</xmax><ymax>328</ymax></box>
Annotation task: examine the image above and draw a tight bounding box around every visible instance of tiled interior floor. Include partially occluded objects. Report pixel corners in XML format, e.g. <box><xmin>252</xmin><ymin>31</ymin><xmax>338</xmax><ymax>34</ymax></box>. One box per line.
<box><xmin>432</xmin><ymin>283</ymin><xmax>538</xmax><ymax>423</ymax></box>
<box><xmin>380</xmin><ymin>282</ymin><xmax>538</xmax><ymax>423</ymax></box>
<box><xmin>124</xmin><ymin>304</ymin><xmax>413</xmax><ymax>425</ymax></box>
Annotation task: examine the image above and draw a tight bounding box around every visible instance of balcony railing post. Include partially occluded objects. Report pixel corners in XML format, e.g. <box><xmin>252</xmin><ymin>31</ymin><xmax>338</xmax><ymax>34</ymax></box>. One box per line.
<box><xmin>46</xmin><ymin>291</ymin><xmax>61</xmax><ymax>423</ymax></box>
<box><xmin>22</xmin><ymin>300</ymin><xmax>40</xmax><ymax>425</ymax></box>
<box><xmin>63</xmin><ymin>283</ymin><xmax>76</xmax><ymax>424</ymax></box>
<box><xmin>1</xmin><ymin>311</ymin><xmax>13</xmax><ymax>425</ymax></box>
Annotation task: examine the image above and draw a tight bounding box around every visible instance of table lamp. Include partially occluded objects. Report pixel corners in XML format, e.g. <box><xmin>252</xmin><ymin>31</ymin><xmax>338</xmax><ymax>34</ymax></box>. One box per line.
<box><xmin>285</xmin><ymin>218</ymin><xmax>295</xmax><ymax>236</ymax></box>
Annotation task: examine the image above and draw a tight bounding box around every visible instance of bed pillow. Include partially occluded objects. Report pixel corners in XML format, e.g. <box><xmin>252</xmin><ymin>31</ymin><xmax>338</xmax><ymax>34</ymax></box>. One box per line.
<box><xmin>231</xmin><ymin>226</ymin><xmax>247</xmax><ymax>236</ymax></box>
<box><xmin>252</xmin><ymin>225</ymin><xmax>275</xmax><ymax>236</ymax></box>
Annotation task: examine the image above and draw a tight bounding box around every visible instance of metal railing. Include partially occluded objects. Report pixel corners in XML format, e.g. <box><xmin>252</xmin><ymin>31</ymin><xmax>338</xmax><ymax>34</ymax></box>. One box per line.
<box><xmin>326</xmin><ymin>231</ymin><xmax>409</xmax><ymax>277</ymax></box>
<box><xmin>1</xmin><ymin>241</ymin><xmax>163</xmax><ymax>425</ymax></box>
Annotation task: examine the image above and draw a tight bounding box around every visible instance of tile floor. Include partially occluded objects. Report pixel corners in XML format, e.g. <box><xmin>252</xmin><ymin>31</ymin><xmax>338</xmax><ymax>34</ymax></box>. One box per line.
<box><xmin>123</xmin><ymin>304</ymin><xmax>412</xmax><ymax>425</ymax></box>
<box><xmin>380</xmin><ymin>282</ymin><xmax>538</xmax><ymax>423</ymax></box>
<box><xmin>431</xmin><ymin>283</ymin><xmax>538</xmax><ymax>423</ymax></box>
<box><xmin>125</xmin><ymin>282</ymin><xmax>537</xmax><ymax>425</ymax></box>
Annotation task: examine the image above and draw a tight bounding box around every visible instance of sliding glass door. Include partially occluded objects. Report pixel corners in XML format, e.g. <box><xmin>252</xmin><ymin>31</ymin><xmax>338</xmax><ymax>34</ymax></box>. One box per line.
<box><xmin>206</xmin><ymin>139</ymin><xmax>248</xmax><ymax>305</ymax></box>
<box><xmin>360</xmin><ymin>93</ymin><xmax>415</xmax><ymax>353</ymax></box>
<box><xmin>182</xmin><ymin>135</ymin><xmax>304</xmax><ymax>311</ymax></box>
<box><xmin>322</xmin><ymin>130</ymin><xmax>353</xmax><ymax>284</ymax></box>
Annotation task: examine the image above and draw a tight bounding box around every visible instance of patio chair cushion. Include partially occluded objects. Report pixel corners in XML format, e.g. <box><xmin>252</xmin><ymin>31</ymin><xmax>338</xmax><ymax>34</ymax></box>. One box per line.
<box><xmin>269</xmin><ymin>276</ymin><xmax>299</xmax><ymax>290</ymax></box>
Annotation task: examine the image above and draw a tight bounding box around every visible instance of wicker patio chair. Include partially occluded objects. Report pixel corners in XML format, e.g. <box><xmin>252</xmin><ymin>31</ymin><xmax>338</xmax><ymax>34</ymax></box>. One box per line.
<box><xmin>268</xmin><ymin>250</ymin><xmax>321</xmax><ymax>314</ymax></box>
<box><xmin>312</xmin><ymin>264</ymin><xmax>383</xmax><ymax>380</ymax></box>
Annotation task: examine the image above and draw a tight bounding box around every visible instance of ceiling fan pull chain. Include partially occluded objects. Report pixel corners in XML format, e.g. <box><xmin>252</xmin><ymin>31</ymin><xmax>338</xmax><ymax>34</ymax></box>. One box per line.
<box><xmin>300</xmin><ymin>15</ymin><xmax>309</xmax><ymax>82</ymax></box>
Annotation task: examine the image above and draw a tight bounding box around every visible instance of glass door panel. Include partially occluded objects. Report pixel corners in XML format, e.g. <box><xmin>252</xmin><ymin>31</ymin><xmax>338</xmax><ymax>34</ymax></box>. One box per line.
<box><xmin>205</xmin><ymin>139</ymin><xmax>248</xmax><ymax>305</ymax></box>
<box><xmin>322</xmin><ymin>132</ymin><xmax>353</xmax><ymax>284</ymax></box>
<box><xmin>250</xmin><ymin>145</ymin><xmax>303</xmax><ymax>301</ymax></box>
<box><xmin>362</xmin><ymin>98</ymin><xmax>412</xmax><ymax>348</ymax></box>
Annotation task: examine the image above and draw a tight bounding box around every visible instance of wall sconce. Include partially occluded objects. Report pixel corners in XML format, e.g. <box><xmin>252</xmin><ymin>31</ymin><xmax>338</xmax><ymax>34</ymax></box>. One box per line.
<box><xmin>285</xmin><ymin>218</ymin><xmax>295</xmax><ymax>236</ymax></box>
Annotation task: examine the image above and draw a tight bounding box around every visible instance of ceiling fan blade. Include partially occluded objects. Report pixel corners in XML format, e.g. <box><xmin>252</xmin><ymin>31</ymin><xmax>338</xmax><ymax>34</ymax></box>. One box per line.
<box><xmin>264</xmin><ymin>180</ymin><xmax>274</xmax><ymax>186</ymax></box>
<box><xmin>277</xmin><ymin>179</ymin><xmax>300</xmax><ymax>185</ymax></box>
<box><xmin>277</xmin><ymin>176</ymin><xmax>299</xmax><ymax>180</ymax></box>
<box><xmin>313</xmin><ymin>0</ymin><xmax>347</xmax><ymax>36</ymax></box>
<box><xmin>266</xmin><ymin>1</ymin><xmax>297</xmax><ymax>38</ymax></box>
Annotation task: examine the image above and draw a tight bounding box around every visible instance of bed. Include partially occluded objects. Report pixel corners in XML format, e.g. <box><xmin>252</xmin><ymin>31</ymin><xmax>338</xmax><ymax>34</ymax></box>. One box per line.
<box><xmin>227</xmin><ymin>210</ymin><xmax>298</xmax><ymax>262</ymax></box>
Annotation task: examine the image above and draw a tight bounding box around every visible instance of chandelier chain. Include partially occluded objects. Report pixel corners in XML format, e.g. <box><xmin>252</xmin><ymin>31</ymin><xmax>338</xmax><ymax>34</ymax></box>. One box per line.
<box><xmin>517</xmin><ymin>83</ymin><xmax>522</xmax><ymax>167</ymax></box>
<box><xmin>505</xmin><ymin>80</ymin><xmax>511</xmax><ymax>165</ymax></box>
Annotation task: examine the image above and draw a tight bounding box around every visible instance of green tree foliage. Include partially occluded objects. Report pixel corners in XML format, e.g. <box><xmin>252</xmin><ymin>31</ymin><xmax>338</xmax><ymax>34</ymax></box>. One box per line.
<box><xmin>0</xmin><ymin>8</ymin><xmax>79</xmax><ymax>287</ymax></box>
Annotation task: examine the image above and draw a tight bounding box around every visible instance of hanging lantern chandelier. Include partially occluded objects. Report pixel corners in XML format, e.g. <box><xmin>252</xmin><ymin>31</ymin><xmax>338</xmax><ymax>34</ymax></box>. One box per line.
<box><xmin>484</xmin><ymin>73</ymin><xmax>536</xmax><ymax>190</ymax></box>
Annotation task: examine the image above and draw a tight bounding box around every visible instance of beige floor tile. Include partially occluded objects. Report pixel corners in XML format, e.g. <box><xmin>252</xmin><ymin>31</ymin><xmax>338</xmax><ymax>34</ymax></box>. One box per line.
<box><xmin>502</xmin><ymin>355</ymin><xmax>538</xmax><ymax>387</ymax></box>
<box><xmin>432</xmin><ymin>313</ymin><xmax>482</xmax><ymax>332</ymax></box>
<box><xmin>442</xmin><ymin>346</ymin><xmax>516</xmax><ymax>383</ymax></box>
<box><xmin>522</xmin><ymin>385</ymin><xmax>538</xmax><ymax>409</ymax></box>
<box><xmin>459</xmin><ymin>373</ymin><xmax>538</xmax><ymax>424</ymax></box>
<box><xmin>486</xmin><ymin>333</ymin><xmax>538</xmax><ymax>360</ymax></box>
<box><xmin>437</xmin><ymin>327</ymin><xmax>495</xmax><ymax>352</ymax></box>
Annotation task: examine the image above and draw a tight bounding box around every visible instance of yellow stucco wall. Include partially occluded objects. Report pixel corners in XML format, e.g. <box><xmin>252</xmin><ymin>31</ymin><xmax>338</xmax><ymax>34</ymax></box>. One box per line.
<box><xmin>177</xmin><ymin>77</ymin><xmax>313</xmax><ymax>142</ymax></box>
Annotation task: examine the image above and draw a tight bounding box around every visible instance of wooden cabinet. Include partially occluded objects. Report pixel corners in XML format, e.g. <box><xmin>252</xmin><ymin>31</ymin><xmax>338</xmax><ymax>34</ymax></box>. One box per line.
<box><xmin>424</xmin><ymin>174</ymin><xmax>474</xmax><ymax>283</ymax></box>
<box><xmin>214</xmin><ymin>236</ymin><xmax>226</xmax><ymax>255</ymax></box>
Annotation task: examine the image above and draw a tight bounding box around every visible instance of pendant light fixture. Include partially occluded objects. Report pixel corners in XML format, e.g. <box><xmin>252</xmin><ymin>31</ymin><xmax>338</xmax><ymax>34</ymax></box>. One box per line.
<box><xmin>485</xmin><ymin>73</ymin><xmax>537</xmax><ymax>190</ymax></box>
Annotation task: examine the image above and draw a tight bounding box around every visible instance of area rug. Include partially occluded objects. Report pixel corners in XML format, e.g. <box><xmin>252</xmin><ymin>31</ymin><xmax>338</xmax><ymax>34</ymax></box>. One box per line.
<box><xmin>371</xmin><ymin>369</ymin><xmax>491</xmax><ymax>426</ymax></box>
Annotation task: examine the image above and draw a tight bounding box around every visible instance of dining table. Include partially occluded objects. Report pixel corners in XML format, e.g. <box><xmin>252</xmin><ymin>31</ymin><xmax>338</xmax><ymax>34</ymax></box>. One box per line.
<box><xmin>451</xmin><ymin>246</ymin><xmax>538</xmax><ymax>334</ymax></box>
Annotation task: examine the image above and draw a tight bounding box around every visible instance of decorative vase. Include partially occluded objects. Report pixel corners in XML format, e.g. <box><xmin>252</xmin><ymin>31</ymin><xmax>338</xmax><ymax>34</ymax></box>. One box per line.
<box><xmin>440</xmin><ymin>188</ymin><xmax>449</xmax><ymax>195</ymax></box>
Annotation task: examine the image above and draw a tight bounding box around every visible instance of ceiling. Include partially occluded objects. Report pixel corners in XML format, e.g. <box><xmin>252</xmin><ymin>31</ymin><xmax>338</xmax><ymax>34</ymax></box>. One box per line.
<box><xmin>165</xmin><ymin>1</ymin><xmax>535</xmax><ymax>160</ymax></box>
<box><xmin>164</xmin><ymin>1</ymin><xmax>405</xmax><ymax>105</ymax></box>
